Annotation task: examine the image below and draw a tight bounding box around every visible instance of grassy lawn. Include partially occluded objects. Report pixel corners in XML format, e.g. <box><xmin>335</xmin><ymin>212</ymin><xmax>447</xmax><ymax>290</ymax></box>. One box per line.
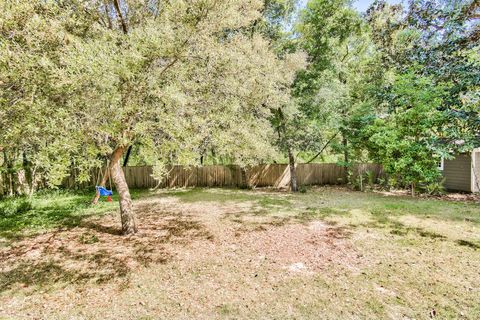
<box><xmin>0</xmin><ymin>187</ymin><xmax>479</xmax><ymax>319</ymax></box>
<box><xmin>0</xmin><ymin>189</ymin><xmax>149</xmax><ymax>244</ymax></box>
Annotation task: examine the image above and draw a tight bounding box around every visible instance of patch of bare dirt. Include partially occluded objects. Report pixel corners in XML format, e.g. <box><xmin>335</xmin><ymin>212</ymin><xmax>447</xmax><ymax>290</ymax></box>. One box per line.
<box><xmin>439</xmin><ymin>192</ymin><xmax>480</xmax><ymax>202</ymax></box>
<box><xmin>0</xmin><ymin>194</ymin><xmax>359</xmax><ymax>301</ymax></box>
<box><xmin>234</xmin><ymin>221</ymin><xmax>358</xmax><ymax>273</ymax></box>
<box><xmin>375</xmin><ymin>189</ymin><xmax>480</xmax><ymax>203</ymax></box>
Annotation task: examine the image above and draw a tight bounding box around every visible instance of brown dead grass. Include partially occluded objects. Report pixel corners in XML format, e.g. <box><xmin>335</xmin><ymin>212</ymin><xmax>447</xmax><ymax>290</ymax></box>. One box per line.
<box><xmin>235</xmin><ymin>222</ymin><xmax>357</xmax><ymax>273</ymax></box>
<box><xmin>0</xmin><ymin>195</ymin><xmax>360</xmax><ymax>319</ymax></box>
<box><xmin>376</xmin><ymin>189</ymin><xmax>480</xmax><ymax>203</ymax></box>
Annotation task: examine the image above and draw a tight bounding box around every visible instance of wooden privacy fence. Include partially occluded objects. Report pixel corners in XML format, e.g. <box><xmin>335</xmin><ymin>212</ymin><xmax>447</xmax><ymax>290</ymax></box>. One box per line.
<box><xmin>63</xmin><ymin>163</ymin><xmax>384</xmax><ymax>189</ymax></box>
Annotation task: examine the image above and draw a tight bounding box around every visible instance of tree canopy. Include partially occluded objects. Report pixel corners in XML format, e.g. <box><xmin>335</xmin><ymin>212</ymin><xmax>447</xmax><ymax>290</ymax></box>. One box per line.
<box><xmin>1</xmin><ymin>0</ymin><xmax>304</xmax><ymax>232</ymax></box>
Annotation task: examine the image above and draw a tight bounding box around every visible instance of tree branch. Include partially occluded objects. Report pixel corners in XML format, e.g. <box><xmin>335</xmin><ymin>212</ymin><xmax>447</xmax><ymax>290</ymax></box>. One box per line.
<box><xmin>305</xmin><ymin>131</ymin><xmax>339</xmax><ymax>164</ymax></box>
<box><xmin>113</xmin><ymin>0</ymin><xmax>128</xmax><ymax>34</ymax></box>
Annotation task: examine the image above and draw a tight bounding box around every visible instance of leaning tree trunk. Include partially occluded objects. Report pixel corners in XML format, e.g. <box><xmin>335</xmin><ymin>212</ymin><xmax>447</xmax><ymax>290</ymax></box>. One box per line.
<box><xmin>288</xmin><ymin>148</ymin><xmax>298</xmax><ymax>192</ymax></box>
<box><xmin>111</xmin><ymin>155</ymin><xmax>137</xmax><ymax>234</ymax></box>
<box><xmin>92</xmin><ymin>146</ymin><xmax>137</xmax><ymax>235</ymax></box>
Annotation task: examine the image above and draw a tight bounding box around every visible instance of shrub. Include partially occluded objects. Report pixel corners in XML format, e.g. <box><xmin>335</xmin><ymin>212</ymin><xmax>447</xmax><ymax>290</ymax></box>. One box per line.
<box><xmin>298</xmin><ymin>185</ymin><xmax>308</xmax><ymax>193</ymax></box>
<box><xmin>0</xmin><ymin>197</ymin><xmax>33</xmax><ymax>216</ymax></box>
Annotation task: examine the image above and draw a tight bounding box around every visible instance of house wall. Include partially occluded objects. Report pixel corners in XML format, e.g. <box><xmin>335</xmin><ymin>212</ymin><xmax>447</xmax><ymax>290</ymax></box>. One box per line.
<box><xmin>472</xmin><ymin>150</ymin><xmax>480</xmax><ymax>193</ymax></box>
<box><xmin>443</xmin><ymin>154</ymin><xmax>472</xmax><ymax>192</ymax></box>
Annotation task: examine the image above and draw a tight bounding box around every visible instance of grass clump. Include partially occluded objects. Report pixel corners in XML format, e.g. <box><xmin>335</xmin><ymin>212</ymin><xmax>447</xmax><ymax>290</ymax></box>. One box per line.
<box><xmin>257</xmin><ymin>197</ymin><xmax>291</xmax><ymax>209</ymax></box>
<box><xmin>299</xmin><ymin>207</ymin><xmax>349</xmax><ymax>221</ymax></box>
<box><xmin>79</xmin><ymin>232</ymin><xmax>100</xmax><ymax>244</ymax></box>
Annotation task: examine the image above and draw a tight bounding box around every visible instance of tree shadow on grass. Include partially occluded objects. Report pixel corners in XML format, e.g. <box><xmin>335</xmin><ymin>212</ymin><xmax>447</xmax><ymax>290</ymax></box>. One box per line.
<box><xmin>351</xmin><ymin>209</ymin><xmax>448</xmax><ymax>241</ymax></box>
<box><xmin>0</xmin><ymin>196</ymin><xmax>103</xmax><ymax>241</ymax></box>
<box><xmin>224</xmin><ymin>205</ymin><xmax>353</xmax><ymax>239</ymax></box>
<box><xmin>0</xmin><ymin>204</ymin><xmax>212</xmax><ymax>294</ymax></box>
<box><xmin>0</xmin><ymin>189</ymin><xmax>153</xmax><ymax>242</ymax></box>
<box><xmin>455</xmin><ymin>239</ymin><xmax>479</xmax><ymax>250</ymax></box>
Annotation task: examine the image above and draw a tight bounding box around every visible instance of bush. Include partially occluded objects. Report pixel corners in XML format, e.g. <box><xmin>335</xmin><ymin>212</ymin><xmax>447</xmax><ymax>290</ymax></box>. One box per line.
<box><xmin>298</xmin><ymin>185</ymin><xmax>308</xmax><ymax>193</ymax></box>
<box><xmin>0</xmin><ymin>197</ymin><xmax>33</xmax><ymax>216</ymax></box>
<box><xmin>421</xmin><ymin>178</ymin><xmax>446</xmax><ymax>195</ymax></box>
<box><xmin>352</xmin><ymin>170</ymin><xmax>376</xmax><ymax>191</ymax></box>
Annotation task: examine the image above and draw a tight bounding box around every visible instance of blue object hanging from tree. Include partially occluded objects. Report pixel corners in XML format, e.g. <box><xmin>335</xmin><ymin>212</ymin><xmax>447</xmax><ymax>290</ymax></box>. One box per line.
<box><xmin>96</xmin><ymin>186</ymin><xmax>113</xmax><ymax>197</ymax></box>
<box><xmin>95</xmin><ymin>163</ymin><xmax>113</xmax><ymax>202</ymax></box>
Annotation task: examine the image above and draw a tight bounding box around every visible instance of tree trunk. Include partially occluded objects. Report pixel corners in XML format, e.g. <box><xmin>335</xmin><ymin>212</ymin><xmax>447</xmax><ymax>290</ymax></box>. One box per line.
<box><xmin>4</xmin><ymin>151</ymin><xmax>14</xmax><ymax>196</ymax></box>
<box><xmin>240</xmin><ymin>166</ymin><xmax>249</xmax><ymax>189</ymax></box>
<box><xmin>342</xmin><ymin>134</ymin><xmax>349</xmax><ymax>184</ymax></box>
<box><xmin>288</xmin><ymin>148</ymin><xmax>298</xmax><ymax>192</ymax></box>
<box><xmin>15</xmin><ymin>169</ymin><xmax>29</xmax><ymax>195</ymax></box>
<box><xmin>92</xmin><ymin>146</ymin><xmax>137</xmax><ymax>235</ymax></box>
<box><xmin>358</xmin><ymin>165</ymin><xmax>364</xmax><ymax>192</ymax></box>
<box><xmin>411</xmin><ymin>182</ymin><xmax>416</xmax><ymax>197</ymax></box>
<box><xmin>28</xmin><ymin>165</ymin><xmax>38</xmax><ymax>197</ymax></box>
<box><xmin>13</xmin><ymin>152</ymin><xmax>33</xmax><ymax>195</ymax></box>
<box><xmin>1</xmin><ymin>151</ymin><xmax>6</xmax><ymax>196</ymax></box>
<box><xmin>111</xmin><ymin>154</ymin><xmax>137</xmax><ymax>234</ymax></box>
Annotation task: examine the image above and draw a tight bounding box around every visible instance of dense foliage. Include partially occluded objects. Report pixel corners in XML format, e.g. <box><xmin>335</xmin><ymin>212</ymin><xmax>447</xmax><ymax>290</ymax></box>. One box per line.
<box><xmin>0</xmin><ymin>0</ymin><xmax>304</xmax><ymax>232</ymax></box>
<box><xmin>279</xmin><ymin>0</ymin><xmax>479</xmax><ymax>193</ymax></box>
<box><xmin>356</xmin><ymin>0</ymin><xmax>480</xmax><ymax>192</ymax></box>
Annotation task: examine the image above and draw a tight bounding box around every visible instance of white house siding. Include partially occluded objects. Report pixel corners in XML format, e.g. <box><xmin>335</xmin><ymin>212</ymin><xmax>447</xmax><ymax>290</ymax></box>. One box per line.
<box><xmin>472</xmin><ymin>150</ymin><xmax>480</xmax><ymax>193</ymax></box>
<box><xmin>443</xmin><ymin>154</ymin><xmax>472</xmax><ymax>192</ymax></box>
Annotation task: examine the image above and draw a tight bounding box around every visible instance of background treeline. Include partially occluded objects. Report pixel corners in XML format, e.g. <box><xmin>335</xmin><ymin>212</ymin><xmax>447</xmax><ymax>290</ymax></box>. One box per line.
<box><xmin>1</xmin><ymin>0</ymin><xmax>479</xmax><ymax>197</ymax></box>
